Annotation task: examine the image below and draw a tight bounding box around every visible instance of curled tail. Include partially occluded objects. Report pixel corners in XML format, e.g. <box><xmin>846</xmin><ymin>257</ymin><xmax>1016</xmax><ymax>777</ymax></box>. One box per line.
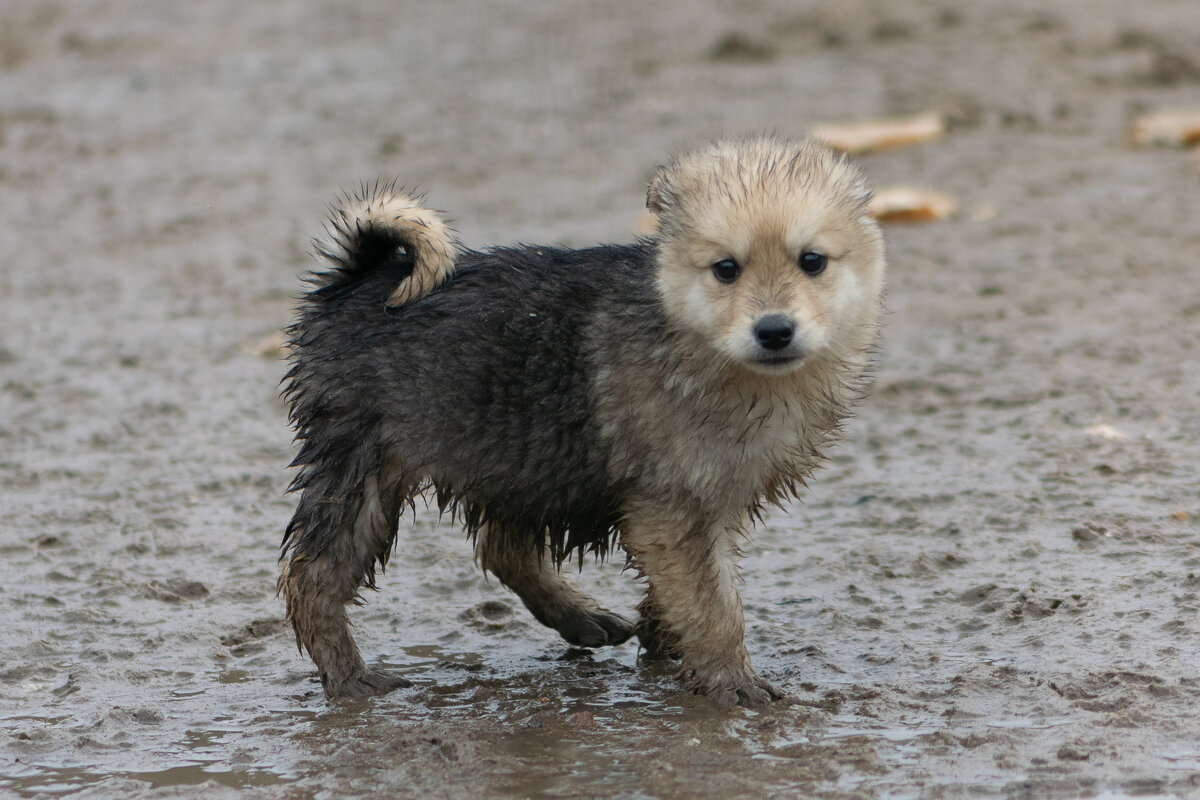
<box><xmin>314</xmin><ymin>182</ymin><xmax>458</xmax><ymax>307</ymax></box>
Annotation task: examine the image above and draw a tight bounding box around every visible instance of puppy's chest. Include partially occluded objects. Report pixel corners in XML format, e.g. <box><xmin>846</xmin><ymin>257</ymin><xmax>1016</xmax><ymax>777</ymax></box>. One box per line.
<box><xmin>599</xmin><ymin>366</ymin><xmax>812</xmax><ymax>503</ymax></box>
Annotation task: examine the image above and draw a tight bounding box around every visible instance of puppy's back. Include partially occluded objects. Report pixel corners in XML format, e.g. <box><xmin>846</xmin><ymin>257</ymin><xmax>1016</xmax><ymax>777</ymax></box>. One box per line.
<box><xmin>285</xmin><ymin>243</ymin><xmax>658</xmax><ymax>561</ymax></box>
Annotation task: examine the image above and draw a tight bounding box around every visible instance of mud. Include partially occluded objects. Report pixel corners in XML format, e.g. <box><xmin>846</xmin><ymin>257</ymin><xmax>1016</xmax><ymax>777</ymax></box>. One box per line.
<box><xmin>2</xmin><ymin>0</ymin><xmax>1200</xmax><ymax>797</ymax></box>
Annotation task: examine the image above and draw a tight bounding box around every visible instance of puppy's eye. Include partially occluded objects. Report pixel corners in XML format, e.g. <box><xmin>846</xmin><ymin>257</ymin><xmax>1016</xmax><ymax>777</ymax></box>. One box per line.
<box><xmin>712</xmin><ymin>258</ymin><xmax>741</xmax><ymax>283</ymax></box>
<box><xmin>800</xmin><ymin>251</ymin><xmax>828</xmax><ymax>276</ymax></box>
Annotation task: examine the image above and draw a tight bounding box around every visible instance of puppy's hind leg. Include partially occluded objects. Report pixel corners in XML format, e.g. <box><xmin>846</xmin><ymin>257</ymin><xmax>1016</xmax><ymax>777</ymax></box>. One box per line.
<box><xmin>632</xmin><ymin>590</ymin><xmax>681</xmax><ymax>661</ymax></box>
<box><xmin>476</xmin><ymin>524</ymin><xmax>634</xmax><ymax>648</ymax></box>
<box><xmin>280</xmin><ymin>472</ymin><xmax>413</xmax><ymax>699</ymax></box>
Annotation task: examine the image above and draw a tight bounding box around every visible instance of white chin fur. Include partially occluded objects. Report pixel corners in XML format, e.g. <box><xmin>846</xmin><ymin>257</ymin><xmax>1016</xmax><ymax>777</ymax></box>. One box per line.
<box><xmin>739</xmin><ymin>362</ymin><xmax>806</xmax><ymax>376</ymax></box>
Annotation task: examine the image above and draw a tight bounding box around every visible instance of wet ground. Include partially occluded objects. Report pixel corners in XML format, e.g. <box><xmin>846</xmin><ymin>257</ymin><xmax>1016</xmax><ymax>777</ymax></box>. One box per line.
<box><xmin>3</xmin><ymin>0</ymin><xmax>1200</xmax><ymax>797</ymax></box>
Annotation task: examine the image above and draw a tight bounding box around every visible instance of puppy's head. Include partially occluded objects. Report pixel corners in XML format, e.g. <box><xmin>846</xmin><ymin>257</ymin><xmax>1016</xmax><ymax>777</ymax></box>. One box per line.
<box><xmin>648</xmin><ymin>136</ymin><xmax>885</xmax><ymax>376</ymax></box>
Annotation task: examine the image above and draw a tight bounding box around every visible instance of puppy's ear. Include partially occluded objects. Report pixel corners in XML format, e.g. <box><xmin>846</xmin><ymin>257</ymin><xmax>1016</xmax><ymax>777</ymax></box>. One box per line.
<box><xmin>646</xmin><ymin>166</ymin><xmax>670</xmax><ymax>215</ymax></box>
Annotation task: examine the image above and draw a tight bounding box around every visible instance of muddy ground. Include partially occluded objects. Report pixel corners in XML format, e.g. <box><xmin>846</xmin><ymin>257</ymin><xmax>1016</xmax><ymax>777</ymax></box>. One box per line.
<box><xmin>2</xmin><ymin>0</ymin><xmax>1200</xmax><ymax>797</ymax></box>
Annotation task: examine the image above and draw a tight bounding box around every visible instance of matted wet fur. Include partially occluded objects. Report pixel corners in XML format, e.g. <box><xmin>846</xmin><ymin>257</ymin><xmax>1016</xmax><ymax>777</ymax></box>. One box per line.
<box><xmin>279</xmin><ymin>135</ymin><xmax>886</xmax><ymax>706</ymax></box>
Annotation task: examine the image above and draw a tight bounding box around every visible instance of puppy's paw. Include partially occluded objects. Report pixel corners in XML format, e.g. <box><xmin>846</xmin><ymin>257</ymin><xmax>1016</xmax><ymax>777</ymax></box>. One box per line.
<box><xmin>558</xmin><ymin>609</ymin><xmax>635</xmax><ymax>648</ymax></box>
<box><xmin>693</xmin><ymin>670</ymin><xmax>784</xmax><ymax>708</ymax></box>
<box><xmin>633</xmin><ymin>616</ymin><xmax>679</xmax><ymax>660</ymax></box>
<box><xmin>324</xmin><ymin>669</ymin><xmax>412</xmax><ymax>699</ymax></box>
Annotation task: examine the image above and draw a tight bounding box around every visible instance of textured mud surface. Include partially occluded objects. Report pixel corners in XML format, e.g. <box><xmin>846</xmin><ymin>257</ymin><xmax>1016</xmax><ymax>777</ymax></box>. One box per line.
<box><xmin>2</xmin><ymin>0</ymin><xmax>1200</xmax><ymax>797</ymax></box>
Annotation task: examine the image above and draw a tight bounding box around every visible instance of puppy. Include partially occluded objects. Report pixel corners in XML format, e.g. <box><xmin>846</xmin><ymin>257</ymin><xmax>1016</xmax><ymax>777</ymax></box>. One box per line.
<box><xmin>279</xmin><ymin>135</ymin><xmax>886</xmax><ymax>706</ymax></box>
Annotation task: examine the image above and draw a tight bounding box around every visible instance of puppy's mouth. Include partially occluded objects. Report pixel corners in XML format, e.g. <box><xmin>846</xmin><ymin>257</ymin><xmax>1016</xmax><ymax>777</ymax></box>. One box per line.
<box><xmin>747</xmin><ymin>352</ymin><xmax>806</xmax><ymax>373</ymax></box>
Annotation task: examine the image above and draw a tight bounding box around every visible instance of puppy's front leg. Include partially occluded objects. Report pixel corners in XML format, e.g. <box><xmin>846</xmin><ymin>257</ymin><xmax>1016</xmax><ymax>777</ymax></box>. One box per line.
<box><xmin>623</xmin><ymin>503</ymin><xmax>782</xmax><ymax>707</ymax></box>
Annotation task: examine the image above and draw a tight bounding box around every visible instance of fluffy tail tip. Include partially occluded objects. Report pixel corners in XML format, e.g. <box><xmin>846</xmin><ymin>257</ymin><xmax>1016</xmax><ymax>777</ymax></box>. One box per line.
<box><xmin>316</xmin><ymin>184</ymin><xmax>458</xmax><ymax>307</ymax></box>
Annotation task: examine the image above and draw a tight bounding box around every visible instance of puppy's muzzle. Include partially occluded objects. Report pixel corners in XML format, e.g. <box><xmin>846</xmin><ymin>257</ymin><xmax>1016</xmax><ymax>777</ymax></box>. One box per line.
<box><xmin>754</xmin><ymin>314</ymin><xmax>795</xmax><ymax>352</ymax></box>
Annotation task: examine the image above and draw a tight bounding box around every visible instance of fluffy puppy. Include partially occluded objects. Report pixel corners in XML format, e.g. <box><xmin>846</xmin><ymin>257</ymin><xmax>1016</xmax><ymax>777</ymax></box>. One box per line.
<box><xmin>279</xmin><ymin>135</ymin><xmax>886</xmax><ymax>706</ymax></box>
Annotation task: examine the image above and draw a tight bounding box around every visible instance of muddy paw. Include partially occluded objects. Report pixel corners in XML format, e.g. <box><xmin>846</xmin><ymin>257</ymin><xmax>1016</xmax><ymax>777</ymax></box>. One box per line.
<box><xmin>696</xmin><ymin>672</ymin><xmax>784</xmax><ymax>708</ymax></box>
<box><xmin>324</xmin><ymin>669</ymin><xmax>412</xmax><ymax>699</ymax></box>
<box><xmin>558</xmin><ymin>609</ymin><xmax>635</xmax><ymax>648</ymax></box>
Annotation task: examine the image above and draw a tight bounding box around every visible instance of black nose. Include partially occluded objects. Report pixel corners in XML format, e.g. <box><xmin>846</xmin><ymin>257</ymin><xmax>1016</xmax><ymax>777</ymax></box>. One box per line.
<box><xmin>754</xmin><ymin>314</ymin><xmax>794</xmax><ymax>351</ymax></box>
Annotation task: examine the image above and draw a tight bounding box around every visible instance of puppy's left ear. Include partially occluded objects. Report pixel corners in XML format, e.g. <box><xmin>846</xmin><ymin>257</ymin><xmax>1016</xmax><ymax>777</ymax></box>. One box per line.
<box><xmin>646</xmin><ymin>166</ymin><xmax>670</xmax><ymax>215</ymax></box>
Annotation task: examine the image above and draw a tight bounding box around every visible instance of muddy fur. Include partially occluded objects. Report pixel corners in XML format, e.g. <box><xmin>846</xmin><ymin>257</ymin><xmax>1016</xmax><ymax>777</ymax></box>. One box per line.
<box><xmin>279</xmin><ymin>135</ymin><xmax>886</xmax><ymax>706</ymax></box>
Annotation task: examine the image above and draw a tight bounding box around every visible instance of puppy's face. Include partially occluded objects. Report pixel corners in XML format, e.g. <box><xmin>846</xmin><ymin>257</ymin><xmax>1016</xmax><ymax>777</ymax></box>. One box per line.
<box><xmin>649</xmin><ymin>137</ymin><xmax>885</xmax><ymax>376</ymax></box>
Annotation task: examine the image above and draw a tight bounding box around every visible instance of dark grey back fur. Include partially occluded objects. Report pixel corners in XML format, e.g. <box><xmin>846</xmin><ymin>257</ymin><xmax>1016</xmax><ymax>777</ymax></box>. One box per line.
<box><xmin>282</xmin><ymin>243</ymin><xmax>663</xmax><ymax>574</ymax></box>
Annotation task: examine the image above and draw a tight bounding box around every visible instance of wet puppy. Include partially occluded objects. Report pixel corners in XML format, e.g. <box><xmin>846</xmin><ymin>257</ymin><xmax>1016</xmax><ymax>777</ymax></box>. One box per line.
<box><xmin>279</xmin><ymin>135</ymin><xmax>886</xmax><ymax>706</ymax></box>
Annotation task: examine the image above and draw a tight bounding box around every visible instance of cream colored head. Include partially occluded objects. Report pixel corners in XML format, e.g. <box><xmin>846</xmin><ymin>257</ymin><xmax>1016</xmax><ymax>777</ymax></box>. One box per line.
<box><xmin>648</xmin><ymin>136</ymin><xmax>885</xmax><ymax>377</ymax></box>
